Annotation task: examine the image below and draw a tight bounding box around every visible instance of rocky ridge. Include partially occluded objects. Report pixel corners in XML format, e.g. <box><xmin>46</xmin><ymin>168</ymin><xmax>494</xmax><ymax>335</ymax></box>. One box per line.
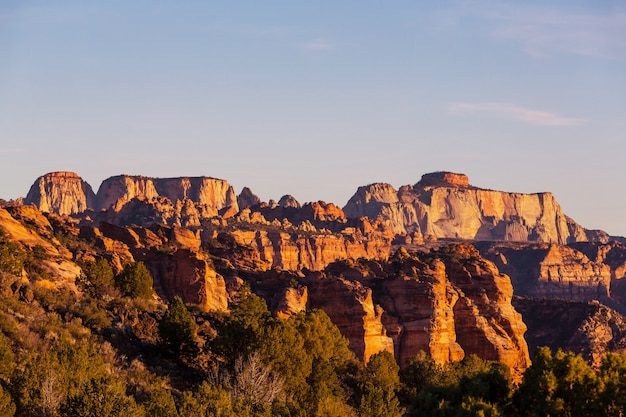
<box><xmin>25</xmin><ymin>172</ymin><xmax>96</xmax><ymax>216</ymax></box>
<box><xmin>343</xmin><ymin>172</ymin><xmax>608</xmax><ymax>244</ymax></box>
<box><xmin>10</xmin><ymin>170</ymin><xmax>626</xmax><ymax>373</ymax></box>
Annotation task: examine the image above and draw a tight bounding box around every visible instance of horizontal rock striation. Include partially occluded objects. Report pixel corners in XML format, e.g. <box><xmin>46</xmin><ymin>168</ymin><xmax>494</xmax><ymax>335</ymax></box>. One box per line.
<box><xmin>284</xmin><ymin>245</ymin><xmax>531</xmax><ymax>376</ymax></box>
<box><xmin>514</xmin><ymin>297</ymin><xmax>626</xmax><ymax>368</ymax></box>
<box><xmin>344</xmin><ymin>172</ymin><xmax>604</xmax><ymax>244</ymax></box>
<box><xmin>95</xmin><ymin>175</ymin><xmax>239</xmax><ymax>219</ymax></box>
<box><xmin>476</xmin><ymin>242</ymin><xmax>611</xmax><ymax>302</ymax></box>
<box><xmin>25</xmin><ymin>172</ymin><xmax>96</xmax><ymax>216</ymax></box>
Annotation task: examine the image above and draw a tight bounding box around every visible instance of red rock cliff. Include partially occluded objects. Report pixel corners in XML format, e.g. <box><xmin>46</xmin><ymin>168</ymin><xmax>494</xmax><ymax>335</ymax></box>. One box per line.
<box><xmin>25</xmin><ymin>172</ymin><xmax>96</xmax><ymax>216</ymax></box>
<box><xmin>343</xmin><ymin>172</ymin><xmax>603</xmax><ymax>244</ymax></box>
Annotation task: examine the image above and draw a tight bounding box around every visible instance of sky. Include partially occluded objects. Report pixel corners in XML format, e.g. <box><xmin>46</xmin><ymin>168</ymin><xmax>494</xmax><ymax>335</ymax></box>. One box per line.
<box><xmin>1</xmin><ymin>1</ymin><xmax>625</xmax><ymax>235</ymax></box>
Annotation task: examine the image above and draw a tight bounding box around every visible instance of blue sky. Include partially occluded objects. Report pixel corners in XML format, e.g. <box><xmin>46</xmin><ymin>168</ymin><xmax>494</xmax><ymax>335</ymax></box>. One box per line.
<box><xmin>2</xmin><ymin>1</ymin><xmax>626</xmax><ymax>235</ymax></box>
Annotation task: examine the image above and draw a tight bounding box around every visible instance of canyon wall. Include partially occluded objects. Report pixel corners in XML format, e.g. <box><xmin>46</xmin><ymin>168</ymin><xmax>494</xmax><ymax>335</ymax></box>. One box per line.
<box><xmin>25</xmin><ymin>172</ymin><xmax>96</xmax><ymax>216</ymax></box>
<box><xmin>344</xmin><ymin>172</ymin><xmax>606</xmax><ymax>244</ymax></box>
<box><xmin>475</xmin><ymin>242</ymin><xmax>611</xmax><ymax>302</ymax></box>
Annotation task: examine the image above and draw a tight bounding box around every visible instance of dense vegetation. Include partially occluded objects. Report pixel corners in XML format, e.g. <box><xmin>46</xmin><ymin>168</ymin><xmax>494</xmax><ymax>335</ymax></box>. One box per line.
<box><xmin>3</xmin><ymin>226</ymin><xmax>626</xmax><ymax>416</ymax></box>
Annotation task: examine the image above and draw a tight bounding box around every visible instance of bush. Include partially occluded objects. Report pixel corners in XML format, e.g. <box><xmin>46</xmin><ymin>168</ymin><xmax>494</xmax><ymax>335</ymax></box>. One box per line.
<box><xmin>0</xmin><ymin>231</ymin><xmax>25</xmax><ymax>276</ymax></box>
<box><xmin>115</xmin><ymin>262</ymin><xmax>153</xmax><ymax>299</ymax></box>
<box><xmin>78</xmin><ymin>258</ymin><xmax>115</xmax><ymax>298</ymax></box>
<box><xmin>158</xmin><ymin>296</ymin><xmax>198</xmax><ymax>358</ymax></box>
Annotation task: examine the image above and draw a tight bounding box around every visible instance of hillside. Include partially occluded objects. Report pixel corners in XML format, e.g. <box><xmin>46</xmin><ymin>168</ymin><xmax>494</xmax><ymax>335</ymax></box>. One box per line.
<box><xmin>1</xmin><ymin>170</ymin><xmax>626</xmax><ymax>415</ymax></box>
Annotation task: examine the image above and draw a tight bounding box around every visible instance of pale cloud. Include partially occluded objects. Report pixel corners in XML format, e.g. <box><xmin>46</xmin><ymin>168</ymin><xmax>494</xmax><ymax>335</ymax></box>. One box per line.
<box><xmin>490</xmin><ymin>9</ymin><xmax>626</xmax><ymax>59</ymax></box>
<box><xmin>449</xmin><ymin>102</ymin><xmax>588</xmax><ymax>126</ymax></box>
<box><xmin>297</xmin><ymin>38</ymin><xmax>335</xmax><ymax>51</ymax></box>
<box><xmin>430</xmin><ymin>2</ymin><xmax>626</xmax><ymax>59</ymax></box>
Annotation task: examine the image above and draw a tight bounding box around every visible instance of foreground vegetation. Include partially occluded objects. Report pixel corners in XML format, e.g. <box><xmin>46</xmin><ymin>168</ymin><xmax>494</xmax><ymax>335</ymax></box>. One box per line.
<box><xmin>2</xmin><ymin>229</ymin><xmax>626</xmax><ymax>416</ymax></box>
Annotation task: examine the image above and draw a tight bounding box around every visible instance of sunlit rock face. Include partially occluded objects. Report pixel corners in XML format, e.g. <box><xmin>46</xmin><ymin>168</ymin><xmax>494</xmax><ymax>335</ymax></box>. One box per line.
<box><xmin>476</xmin><ymin>241</ymin><xmax>611</xmax><ymax>302</ymax></box>
<box><xmin>24</xmin><ymin>171</ymin><xmax>96</xmax><ymax>216</ymax></box>
<box><xmin>95</xmin><ymin>175</ymin><xmax>238</xmax><ymax>212</ymax></box>
<box><xmin>344</xmin><ymin>171</ymin><xmax>605</xmax><ymax>244</ymax></box>
<box><xmin>313</xmin><ymin>245</ymin><xmax>531</xmax><ymax>377</ymax></box>
<box><xmin>88</xmin><ymin>175</ymin><xmax>239</xmax><ymax>227</ymax></box>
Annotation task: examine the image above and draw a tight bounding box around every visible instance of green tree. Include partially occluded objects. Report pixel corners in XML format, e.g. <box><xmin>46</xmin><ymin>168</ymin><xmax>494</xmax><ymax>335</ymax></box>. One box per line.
<box><xmin>599</xmin><ymin>353</ymin><xmax>626</xmax><ymax>416</ymax></box>
<box><xmin>399</xmin><ymin>350</ymin><xmax>442</xmax><ymax>405</ymax></box>
<box><xmin>59</xmin><ymin>376</ymin><xmax>145</xmax><ymax>417</ymax></box>
<box><xmin>513</xmin><ymin>347</ymin><xmax>600</xmax><ymax>417</ymax></box>
<box><xmin>115</xmin><ymin>261</ymin><xmax>153</xmax><ymax>299</ymax></box>
<box><xmin>0</xmin><ymin>230</ymin><xmax>25</xmax><ymax>276</ymax></box>
<box><xmin>407</xmin><ymin>355</ymin><xmax>511</xmax><ymax>417</ymax></box>
<box><xmin>142</xmin><ymin>389</ymin><xmax>179</xmax><ymax>417</ymax></box>
<box><xmin>178</xmin><ymin>382</ymin><xmax>248</xmax><ymax>417</ymax></box>
<box><xmin>0</xmin><ymin>385</ymin><xmax>15</xmax><ymax>417</ymax></box>
<box><xmin>11</xmin><ymin>339</ymin><xmax>110</xmax><ymax>417</ymax></box>
<box><xmin>357</xmin><ymin>350</ymin><xmax>403</xmax><ymax>417</ymax></box>
<box><xmin>159</xmin><ymin>296</ymin><xmax>199</xmax><ymax>358</ymax></box>
<box><xmin>213</xmin><ymin>289</ymin><xmax>272</xmax><ymax>361</ymax></box>
<box><xmin>79</xmin><ymin>258</ymin><xmax>115</xmax><ymax>297</ymax></box>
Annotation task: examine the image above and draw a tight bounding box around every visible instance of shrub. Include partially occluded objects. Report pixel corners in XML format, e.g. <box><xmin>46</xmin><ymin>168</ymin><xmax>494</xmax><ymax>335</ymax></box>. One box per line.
<box><xmin>158</xmin><ymin>296</ymin><xmax>198</xmax><ymax>358</ymax></box>
<box><xmin>115</xmin><ymin>262</ymin><xmax>153</xmax><ymax>299</ymax></box>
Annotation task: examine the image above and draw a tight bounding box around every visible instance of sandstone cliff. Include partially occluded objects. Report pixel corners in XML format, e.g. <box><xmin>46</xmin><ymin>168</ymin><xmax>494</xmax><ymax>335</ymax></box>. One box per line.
<box><xmin>476</xmin><ymin>241</ymin><xmax>611</xmax><ymax>302</ymax></box>
<box><xmin>0</xmin><ymin>206</ymin><xmax>81</xmax><ymax>286</ymax></box>
<box><xmin>237</xmin><ymin>187</ymin><xmax>261</xmax><ymax>209</ymax></box>
<box><xmin>95</xmin><ymin>175</ymin><xmax>239</xmax><ymax>219</ymax></box>
<box><xmin>219</xmin><ymin>219</ymin><xmax>392</xmax><ymax>272</ymax></box>
<box><xmin>344</xmin><ymin>171</ymin><xmax>603</xmax><ymax>244</ymax></box>
<box><xmin>24</xmin><ymin>172</ymin><xmax>96</xmax><ymax>216</ymax></box>
<box><xmin>569</xmin><ymin>241</ymin><xmax>626</xmax><ymax>309</ymax></box>
<box><xmin>514</xmin><ymin>297</ymin><xmax>626</xmax><ymax>368</ymax></box>
<box><xmin>88</xmin><ymin>221</ymin><xmax>228</xmax><ymax>311</ymax></box>
<box><xmin>261</xmin><ymin>245</ymin><xmax>530</xmax><ymax>375</ymax></box>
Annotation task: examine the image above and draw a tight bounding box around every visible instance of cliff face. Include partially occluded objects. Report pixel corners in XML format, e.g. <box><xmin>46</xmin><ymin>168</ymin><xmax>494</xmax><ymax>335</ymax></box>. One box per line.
<box><xmin>514</xmin><ymin>297</ymin><xmax>626</xmax><ymax>368</ymax></box>
<box><xmin>224</xmin><ymin>221</ymin><xmax>392</xmax><ymax>272</ymax></box>
<box><xmin>89</xmin><ymin>221</ymin><xmax>228</xmax><ymax>312</ymax></box>
<box><xmin>306</xmin><ymin>277</ymin><xmax>395</xmax><ymax>363</ymax></box>
<box><xmin>298</xmin><ymin>246</ymin><xmax>531</xmax><ymax>376</ymax></box>
<box><xmin>568</xmin><ymin>241</ymin><xmax>626</xmax><ymax>309</ymax></box>
<box><xmin>22</xmin><ymin>173</ymin><xmax>240</xmax><ymax>228</ymax></box>
<box><xmin>476</xmin><ymin>242</ymin><xmax>611</xmax><ymax>302</ymax></box>
<box><xmin>0</xmin><ymin>206</ymin><xmax>80</xmax><ymax>285</ymax></box>
<box><xmin>24</xmin><ymin>172</ymin><xmax>96</xmax><ymax>216</ymax></box>
<box><xmin>344</xmin><ymin>172</ymin><xmax>602</xmax><ymax>244</ymax></box>
<box><xmin>94</xmin><ymin>175</ymin><xmax>239</xmax><ymax>223</ymax></box>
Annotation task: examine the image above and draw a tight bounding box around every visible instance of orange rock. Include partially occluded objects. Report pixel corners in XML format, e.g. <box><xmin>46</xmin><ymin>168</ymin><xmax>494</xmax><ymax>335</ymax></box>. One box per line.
<box><xmin>25</xmin><ymin>171</ymin><xmax>96</xmax><ymax>216</ymax></box>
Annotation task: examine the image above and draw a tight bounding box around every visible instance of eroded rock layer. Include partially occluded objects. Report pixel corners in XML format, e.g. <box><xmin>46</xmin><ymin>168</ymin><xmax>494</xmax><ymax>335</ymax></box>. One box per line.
<box><xmin>25</xmin><ymin>172</ymin><xmax>96</xmax><ymax>216</ymax></box>
<box><xmin>475</xmin><ymin>241</ymin><xmax>611</xmax><ymax>302</ymax></box>
<box><xmin>343</xmin><ymin>172</ymin><xmax>607</xmax><ymax>244</ymax></box>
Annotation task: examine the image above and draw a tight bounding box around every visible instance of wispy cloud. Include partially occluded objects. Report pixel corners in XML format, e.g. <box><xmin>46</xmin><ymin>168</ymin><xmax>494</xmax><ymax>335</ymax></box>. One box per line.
<box><xmin>491</xmin><ymin>9</ymin><xmax>626</xmax><ymax>59</ymax></box>
<box><xmin>297</xmin><ymin>38</ymin><xmax>335</xmax><ymax>51</ymax></box>
<box><xmin>430</xmin><ymin>2</ymin><xmax>626</xmax><ymax>59</ymax></box>
<box><xmin>450</xmin><ymin>102</ymin><xmax>588</xmax><ymax>126</ymax></box>
<box><xmin>209</xmin><ymin>23</ymin><xmax>299</xmax><ymax>38</ymax></box>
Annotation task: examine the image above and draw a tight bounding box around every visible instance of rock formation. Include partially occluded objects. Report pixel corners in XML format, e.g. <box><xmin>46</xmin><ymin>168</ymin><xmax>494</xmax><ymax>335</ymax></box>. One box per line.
<box><xmin>307</xmin><ymin>277</ymin><xmax>395</xmax><ymax>363</ymax></box>
<box><xmin>24</xmin><ymin>172</ymin><xmax>96</xmax><ymax>216</ymax></box>
<box><xmin>95</xmin><ymin>175</ymin><xmax>238</xmax><ymax>213</ymax></box>
<box><xmin>514</xmin><ymin>297</ymin><xmax>626</xmax><ymax>368</ymax></box>
<box><xmin>237</xmin><ymin>187</ymin><xmax>261</xmax><ymax>209</ymax></box>
<box><xmin>222</xmin><ymin>220</ymin><xmax>392</xmax><ymax>271</ymax></box>
<box><xmin>278</xmin><ymin>195</ymin><xmax>301</xmax><ymax>209</ymax></box>
<box><xmin>476</xmin><ymin>242</ymin><xmax>611</xmax><ymax>302</ymax></box>
<box><xmin>0</xmin><ymin>206</ymin><xmax>81</xmax><ymax>285</ymax></box>
<box><xmin>569</xmin><ymin>241</ymin><xmax>626</xmax><ymax>309</ymax></box>
<box><xmin>305</xmin><ymin>246</ymin><xmax>531</xmax><ymax>376</ymax></box>
<box><xmin>343</xmin><ymin>171</ymin><xmax>604</xmax><ymax>244</ymax></box>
